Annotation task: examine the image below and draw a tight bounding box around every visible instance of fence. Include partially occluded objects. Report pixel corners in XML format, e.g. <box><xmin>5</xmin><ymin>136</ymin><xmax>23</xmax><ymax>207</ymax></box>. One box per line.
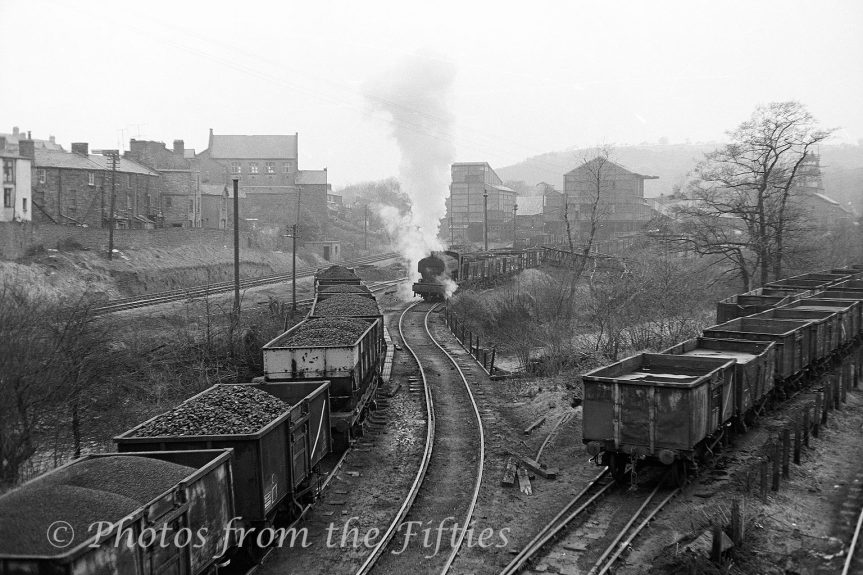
<box><xmin>443</xmin><ymin>306</ymin><xmax>497</xmax><ymax>376</ymax></box>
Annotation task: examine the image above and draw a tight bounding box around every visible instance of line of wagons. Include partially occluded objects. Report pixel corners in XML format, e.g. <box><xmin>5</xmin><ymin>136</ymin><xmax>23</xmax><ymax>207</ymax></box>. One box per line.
<box><xmin>0</xmin><ymin>265</ymin><xmax>390</xmax><ymax>575</ymax></box>
<box><xmin>583</xmin><ymin>265</ymin><xmax>863</xmax><ymax>486</ymax></box>
<box><xmin>413</xmin><ymin>247</ymin><xmax>546</xmax><ymax>300</ymax></box>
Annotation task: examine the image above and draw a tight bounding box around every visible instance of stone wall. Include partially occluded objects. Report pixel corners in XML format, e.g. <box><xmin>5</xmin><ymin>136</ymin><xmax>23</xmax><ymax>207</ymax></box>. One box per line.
<box><xmin>0</xmin><ymin>221</ymin><xmax>234</xmax><ymax>259</ymax></box>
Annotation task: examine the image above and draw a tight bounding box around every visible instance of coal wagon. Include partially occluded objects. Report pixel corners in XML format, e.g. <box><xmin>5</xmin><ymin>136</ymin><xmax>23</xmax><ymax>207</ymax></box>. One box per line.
<box><xmin>0</xmin><ymin>450</ymin><xmax>234</xmax><ymax>575</ymax></box>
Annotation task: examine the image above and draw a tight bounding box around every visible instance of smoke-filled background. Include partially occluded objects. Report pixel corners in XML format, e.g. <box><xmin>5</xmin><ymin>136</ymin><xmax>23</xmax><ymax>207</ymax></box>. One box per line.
<box><xmin>364</xmin><ymin>52</ymin><xmax>457</xmax><ymax>298</ymax></box>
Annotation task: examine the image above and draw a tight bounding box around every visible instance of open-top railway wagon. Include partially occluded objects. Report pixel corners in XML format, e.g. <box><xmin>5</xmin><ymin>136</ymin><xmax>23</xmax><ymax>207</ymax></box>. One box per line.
<box><xmin>583</xmin><ymin>265</ymin><xmax>863</xmax><ymax>485</ymax></box>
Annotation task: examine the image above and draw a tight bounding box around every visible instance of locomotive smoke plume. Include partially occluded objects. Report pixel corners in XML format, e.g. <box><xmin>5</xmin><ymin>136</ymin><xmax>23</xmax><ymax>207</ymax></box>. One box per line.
<box><xmin>364</xmin><ymin>51</ymin><xmax>457</xmax><ymax>298</ymax></box>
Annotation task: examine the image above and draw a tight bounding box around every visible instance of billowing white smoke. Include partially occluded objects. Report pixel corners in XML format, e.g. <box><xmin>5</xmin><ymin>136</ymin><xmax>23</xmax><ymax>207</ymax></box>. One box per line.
<box><xmin>364</xmin><ymin>52</ymin><xmax>456</xmax><ymax>299</ymax></box>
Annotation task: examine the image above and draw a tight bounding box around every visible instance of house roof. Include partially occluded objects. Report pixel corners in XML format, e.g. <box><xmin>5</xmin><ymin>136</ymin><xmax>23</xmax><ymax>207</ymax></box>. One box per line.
<box><xmin>0</xmin><ymin>133</ymin><xmax>64</xmax><ymax>151</ymax></box>
<box><xmin>565</xmin><ymin>157</ymin><xmax>658</xmax><ymax>179</ymax></box>
<box><xmin>33</xmin><ymin>149</ymin><xmax>158</xmax><ymax>175</ymax></box>
<box><xmin>517</xmin><ymin>196</ymin><xmax>544</xmax><ymax>216</ymax></box>
<box><xmin>210</xmin><ymin>134</ymin><xmax>298</xmax><ymax>159</ymax></box>
<box><xmin>490</xmin><ymin>184</ymin><xmax>515</xmax><ymax>194</ymax></box>
<box><xmin>34</xmin><ymin>149</ymin><xmax>101</xmax><ymax>170</ymax></box>
<box><xmin>296</xmin><ymin>169</ymin><xmax>327</xmax><ymax>185</ymax></box>
<box><xmin>88</xmin><ymin>154</ymin><xmax>158</xmax><ymax>176</ymax></box>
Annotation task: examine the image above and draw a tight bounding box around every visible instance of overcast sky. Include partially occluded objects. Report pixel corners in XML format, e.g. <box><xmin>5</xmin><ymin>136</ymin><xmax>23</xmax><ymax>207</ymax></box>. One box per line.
<box><xmin>2</xmin><ymin>0</ymin><xmax>862</xmax><ymax>187</ymax></box>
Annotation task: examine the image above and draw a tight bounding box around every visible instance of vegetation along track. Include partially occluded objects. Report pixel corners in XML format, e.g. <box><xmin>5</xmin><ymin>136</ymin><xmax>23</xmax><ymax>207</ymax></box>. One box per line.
<box><xmin>501</xmin><ymin>469</ymin><xmax>680</xmax><ymax>575</ymax></box>
<box><xmin>357</xmin><ymin>301</ymin><xmax>485</xmax><ymax>575</ymax></box>
<box><xmin>93</xmin><ymin>252</ymin><xmax>399</xmax><ymax>314</ymax></box>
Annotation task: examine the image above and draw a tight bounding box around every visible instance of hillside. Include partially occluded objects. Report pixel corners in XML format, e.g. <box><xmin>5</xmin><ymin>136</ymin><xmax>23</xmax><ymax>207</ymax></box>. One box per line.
<box><xmin>497</xmin><ymin>143</ymin><xmax>863</xmax><ymax>211</ymax></box>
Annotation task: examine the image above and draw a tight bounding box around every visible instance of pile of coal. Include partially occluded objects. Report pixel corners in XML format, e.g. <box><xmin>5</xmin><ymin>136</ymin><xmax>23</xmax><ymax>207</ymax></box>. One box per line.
<box><xmin>314</xmin><ymin>294</ymin><xmax>379</xmax><ymax>317</ymax></box>
<box><xmin>0</xmin><ymin>456</ymin><xmax>194</xmax><ymax>556</ymax></box>
<box><xmin>319</xmin><ymin>284</ymin><xmax>370</xmax><ymax>294</ymax></box>
<box><xmin>284</xmin><ymin>317</ymin><xmax>370</xmax><ymax>346</ymax></box>
<box><xmin>132</xmin><ymin>385</ymin><xmax>290</xmax><ymax>437</ymax></box>
<box><xmin>317</xmin><ymin>265</ymin><xmax>358</xmax><ymax>280</ymax></box>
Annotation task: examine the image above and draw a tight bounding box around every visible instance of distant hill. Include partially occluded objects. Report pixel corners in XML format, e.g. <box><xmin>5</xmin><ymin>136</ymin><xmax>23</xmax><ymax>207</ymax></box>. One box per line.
<box><xmin>496</xmin><ymin>143</ymin><xmax>863</xmax><ymax>212</ymax></box>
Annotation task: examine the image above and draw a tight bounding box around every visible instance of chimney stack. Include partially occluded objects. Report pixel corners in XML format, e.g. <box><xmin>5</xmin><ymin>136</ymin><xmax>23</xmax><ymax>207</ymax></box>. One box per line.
<box><xmin>173</xmin><ymin>139</ymin><xmax>185</xmax><ymax>155</ymax></box>
<box><xmin>27</xmin><ymin>131</ymin><xmax>31</xmax><ymax>139</ymax></box>
<box><xmin>49</xmin><ymin>135</ymin><xmax>55</xmax><ymax>144</ymax></box>
<box><xmin>0</xmin><ymin>137</ymin><xmax>6</xmax><ymax>151</ymax></box>
<box><xmin>19</xmin><ymin>140</ymin><xmax>35</xmax><ymax>160</ymax></box>
<box><xmin>71</xmin><ymin>142</ymin><xmax>89</xmax><ymax>156</ymax></box>
<box><xmin>12</xmin><ymin>127</ymin><xmax>19</xmax><ymax>137</ymax></box>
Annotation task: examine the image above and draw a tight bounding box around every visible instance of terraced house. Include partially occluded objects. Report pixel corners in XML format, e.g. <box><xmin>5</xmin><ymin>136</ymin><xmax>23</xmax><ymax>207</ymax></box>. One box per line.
<box><xmin>25</xmin><ymin>141</ymin><xmax>159</xmax><ymax>228</ymax></box>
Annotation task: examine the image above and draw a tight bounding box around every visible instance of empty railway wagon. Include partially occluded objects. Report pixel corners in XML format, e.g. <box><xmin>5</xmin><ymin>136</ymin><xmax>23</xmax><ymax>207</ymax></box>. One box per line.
<box><xmin>584</xmin><ymin>265</ymin><xmax>863</xmax><ymax>485</ymax></box>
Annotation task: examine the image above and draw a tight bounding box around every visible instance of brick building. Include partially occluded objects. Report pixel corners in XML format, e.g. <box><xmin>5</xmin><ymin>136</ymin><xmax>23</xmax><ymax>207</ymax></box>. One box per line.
<box><xmin>196</xmin><ymin>130</ymin><xmax>328</xmax><ymax>235</ymax></box>
<box><xmin>446</xmin><ymin>162</ymin><xmax>516</xmax><ymax>243</ymax></box>
<box><xmin>25</xmin><ymin>141</ymin><xmax>159</xmax><ymax>228</ymax></box>
<box><xmin>126</xmin><ymin>139</ymin><xmax>201</xmax><ymax>228</ymax></box>
<box><xmin>548</xmin><ymin>157</ymin><xmax>658</xmax><ymax>242</ymax></box>
<box><xmin>1</xmin><ymin>139</ymin><xmax>32</xmax><ymax>222</ymax></box>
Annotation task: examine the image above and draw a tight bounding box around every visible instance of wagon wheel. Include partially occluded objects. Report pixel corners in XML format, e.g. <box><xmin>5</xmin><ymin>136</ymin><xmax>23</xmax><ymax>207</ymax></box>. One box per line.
<box><xmin>608</xmin><ymin>453</ymin><xmax>628</xmax><ymax>483</ymax></box>
<box><xmin>670</xmin><ymin>459</ymin><xmax>689</xmax><ymax>487</ymax></box>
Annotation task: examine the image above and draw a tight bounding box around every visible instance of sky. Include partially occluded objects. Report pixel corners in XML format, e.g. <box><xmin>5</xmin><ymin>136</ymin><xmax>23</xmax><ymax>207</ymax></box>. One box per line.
<box><xmin>2</xmin><ymin>0</ymin><xmax>862</xmax><ymax>188</ymax></box>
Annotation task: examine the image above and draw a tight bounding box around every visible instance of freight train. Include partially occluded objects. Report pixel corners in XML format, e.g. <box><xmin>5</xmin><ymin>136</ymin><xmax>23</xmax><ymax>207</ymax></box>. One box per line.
<box><xmin>412</xmin><ymin>247</ymin><xmax>546</xmax><ymax>300</ymax></box>
<box><xmin>583</xmin><ymin>266</ymin><xmax>863</xmax><ymax>486</ymax></box>
<box><xmin>0</xmin><ymin>265</ymin><xmax>387</xmax><ymax>575</ymax></box>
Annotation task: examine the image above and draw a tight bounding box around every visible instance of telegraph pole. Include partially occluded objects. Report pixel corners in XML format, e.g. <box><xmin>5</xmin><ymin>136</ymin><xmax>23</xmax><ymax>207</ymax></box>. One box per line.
<box><xmin>363</xmin><ymin>204</ymin><xmax>368</xmax><ymax>250</ymax></box>
<box><xmin>232</xmin><ymin>178</ymin><xmax>240</xmax><ymax>315</ymax></box>
<box><xmin>483</xmin><ymin>188</ymin><xmax>489</xmax><ymax>251</ymax></box>
<box><xmin>292</xmin><ymin>189</ymin><xmax>301</xmax><ymax>312</ymax></box>
<box><xmin>95</xmin><ymin>150</ymin><xmax>119</xmax><ymax>260</ymax></box>
<box><xmin>512</xmin><ymin>202</ymin><xmax>518</xmax><ymax>249</ymax></box>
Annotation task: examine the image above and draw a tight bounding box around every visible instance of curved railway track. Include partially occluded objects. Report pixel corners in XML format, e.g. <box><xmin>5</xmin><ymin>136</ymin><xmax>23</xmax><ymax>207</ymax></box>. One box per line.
<box><xmin>356</xmin><ymin>301</ymin><xmax>485</xmax><ymax>575</ymax></box>
<box><xmin>93</xmin><ymin>252</ymin><xmax>399</xmax><ymax>314</ymax></box>
<box><xmin>842</xmin><ymin>489</ymin><xmax>863</xmax><ymax>575</ymax></box>
<box><xmin>501</xmin><ymin>470</ymin><xmax>679</xmax><ymax>575</ymax></box>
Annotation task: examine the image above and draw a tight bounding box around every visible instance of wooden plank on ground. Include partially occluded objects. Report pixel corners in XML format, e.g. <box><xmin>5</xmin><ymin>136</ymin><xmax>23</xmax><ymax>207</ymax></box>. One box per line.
<box><xmin>523</xmin><ymin>416</ymin><xmax>546</xmax><ymax>435</ymax></box>
<box><xmin>517</xmin><ymin>467</ymin><xmax>532</xmax><ymax>495</ymax></box>
<box><xmin>509</xmin><ymin>452</ymin><xmax>558</xmax><ymax>479</ymax></box>
<box><xmin>501</xmin><ymin>457</ymin><xmax>517</xmax><ymax>486</ymax></box>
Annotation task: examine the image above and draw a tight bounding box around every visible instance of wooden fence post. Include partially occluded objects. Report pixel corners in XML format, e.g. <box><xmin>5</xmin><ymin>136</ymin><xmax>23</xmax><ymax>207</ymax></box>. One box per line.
<box><xmin>834</xmin><ymin>375</ymin><xmax>842</xmax><ymax>411</ymax></box>
<box><xmin>793</xmin><ymin>420</ymin><xmax>801</xmax><ymax>465</ymax></box>
<box><xmin>490</xmin><ymin>347</ymin><xmax>496</xmax><ymax>375</ymax></box>
<box><xmin>760</xmin><ymin>459</ymin><xmax>768</xmax><ymax>500</ymax></box>
<box><xmin>781</xmin><ymin>429</ymin><xmax>790</xmax><ymax>478</ymax></box>
<box><xmin>711</xmin><ymin>525</ymin><xmax>723</xmax><ymax>563</ymax></box>
<box><xmin>803</xmin><ymin>407</ymin><xmax>810</xmax><ymax>447</ymax></box>
<box><xmin>731</xmin><ymin>499</ymin><xmax>743</xmax><ymax>546</ymax></box>
<box><xmin>815</xmin><ymin>393</ymin><xmax>823</xmax><ymax>433</ymax></box>
<box><xmin>772</xmin><ymin>442</ymin><xmax>781</xmax><ymax>491</ymax></box>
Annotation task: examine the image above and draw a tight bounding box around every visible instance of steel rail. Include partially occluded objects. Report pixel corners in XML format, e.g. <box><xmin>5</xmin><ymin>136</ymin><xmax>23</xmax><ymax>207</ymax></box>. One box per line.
<box><xmin>353</xmin><ymin>301</ymin><xmax>436</xmax><ymax>575</ymax></box>
<box><xmin>427</xmin><ymin>302</ymin><xmax>486</xmax><ymax>575</ymax></box>
<box><xmin>499</xmin><ymin>468</ymin><xmax>612</xmax><ymax>575</ymax></box>
<box><xmin>842</xmin><ymin>502</ymin><xmax>863</xmax><ymax>575</ymax></box>
<box><xmin>535</xmin><ymin>412</ymin><xmax>572</xmax><ymax>463</ymax></box>
<box><xmin>94</xmin><ymin>252</ymin><xmax>399</xmax><ymax>314</ymax></box>
<box><xmin>591</xmin><ymin>486</ymin><xmax>681</xmax><ymax>575</ymax></box>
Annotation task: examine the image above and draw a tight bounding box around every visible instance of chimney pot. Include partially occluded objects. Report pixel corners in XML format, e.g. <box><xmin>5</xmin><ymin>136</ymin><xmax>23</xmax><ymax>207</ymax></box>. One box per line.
<box><xmin>27</xmin><ymin>131</ymin><xmax>31</xmax><ymax>139</ymax></box>
<box><xmin>71</xmin><ymin>142</ymin><xmax>89</xmax><ymax>156</ymax></box>
<box><xmin>12</xmin><ymin>126</ymin><xmax>19</xmax><ymax>136</ymax></box>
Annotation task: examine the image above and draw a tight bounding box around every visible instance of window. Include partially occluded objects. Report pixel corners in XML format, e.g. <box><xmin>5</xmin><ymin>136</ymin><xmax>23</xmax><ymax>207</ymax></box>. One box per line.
<box><xmin>2</xmin><ymin>160</ymin><xmax>13</xmax><ymax>183</ymax></box>
<box><xmin>231</xmin><ymin>162</ymin><xmax>241</xmax><ymax>174</ymax></box>
<box><xmin>265</xmin><ymin>161</ymin><xmax>275</xmax><ymax>174</ymax></box>
<box><xmin>69</xmin><ymin>191</ymin><xmax>77</xmax><ymax>214</ymax></box>
<box><xmin>249</xmin><ymin>162</ymin><xmax>259</xmax><ymax>174</ymax></box>
<box><xmin>127</xmin><ymin>174</ymin><xmax>132</xmax><ymax>188</ymax></box>
<box><xmin>22</xmin><ymin>198</ymin><xmax>27</xmax><ymax>213</ymax></box>
<box><xmin>88</xmin><ymin>172</ymin><xmax>95</xmax><ymax>186</ymax></box>
<box><xmin>145</xmin><ymin>194</ymin><xmax>151</xmax><ymax>212</ymax></box>
<box><xmin>126</xmin><ymin>191</ymin><xmax>132</xmax><ymax>210</ymax></box>
<box><xmin>3</xmin><ymin>187</ymin><xmax>11</xmax><ymax>208</ymax></box>
<box><xmin>166</xmin><ymin>197</ymin><xmax>173</xmax><ymax>208</ymax></box>
<box><xmin>283</xmin><ymin>162</ymin><xmax>293</xmax><ymax>173</ymax></box>
<box><xmin>37</xmin><ymin>169</ymin><xmax>46</xmax><ymax>184</ymax></box>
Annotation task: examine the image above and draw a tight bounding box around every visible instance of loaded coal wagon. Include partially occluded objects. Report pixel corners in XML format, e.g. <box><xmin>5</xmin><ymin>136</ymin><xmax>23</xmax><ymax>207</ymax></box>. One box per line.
<box><xmin>314</xmin><ymin>265</ymin><xmax>362</xmax><ymax>289</ymax></box>
<box><xmin>262</xmin><ymin>316</ymin><xmax>382</xmax><ymax>450</ymax></box>
<box><xmin>582</xmin><ymin>353</ymin><xmax>735</xmax><ymax>485</ymax></box>
<box><xmin>115</xmin><ymin>382</ymin><xmax>331</xmax><ymax>539</ymax></box>
<box><xmin>0</xmin><ymin>450</ymin><xmax>234</xmax><ymax>575</ymax></box>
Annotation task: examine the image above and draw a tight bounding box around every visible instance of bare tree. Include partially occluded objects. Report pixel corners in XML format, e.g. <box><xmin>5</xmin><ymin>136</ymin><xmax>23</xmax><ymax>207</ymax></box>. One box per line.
<box><xmin>686</xmin><ymin>101</ymin><xmax>833</xmax><ymax>285</ymax></box>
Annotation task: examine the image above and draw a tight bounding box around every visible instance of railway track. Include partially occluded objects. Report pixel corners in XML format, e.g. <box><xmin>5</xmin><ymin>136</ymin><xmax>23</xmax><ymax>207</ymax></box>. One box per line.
<box><xmin>93</xmin><ymin>252</ymin><xmax>399</xmax><ymax>314</ymax></box>
<box><xmin>356</xmin><ymin>301</ymin><xmax>485</xmax><ymax>575</ymax></box>
<box><xmin>501</xmin><ymin>470</ymin><xmax>679</xmax><ymax>575</ymax></box>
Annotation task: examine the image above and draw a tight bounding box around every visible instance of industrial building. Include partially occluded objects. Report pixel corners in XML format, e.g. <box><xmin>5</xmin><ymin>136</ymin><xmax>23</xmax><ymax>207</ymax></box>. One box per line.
<box><xmin>446</xmin><ymin>162</ymin><xmax>516</xmax><ymax>244</ymax></box>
